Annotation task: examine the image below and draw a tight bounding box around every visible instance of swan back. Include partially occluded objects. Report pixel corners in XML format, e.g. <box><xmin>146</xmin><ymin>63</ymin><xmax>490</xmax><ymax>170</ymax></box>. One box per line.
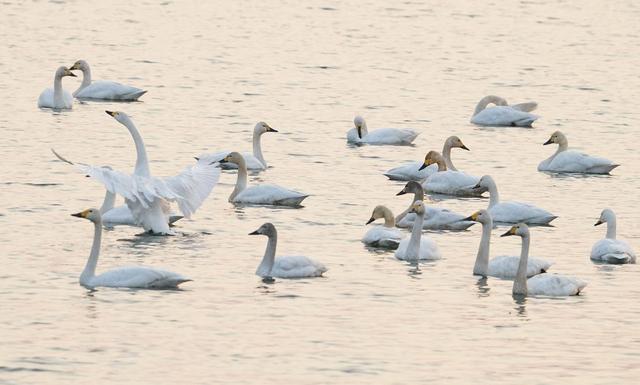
<box><xmin>473</xmin><ymin>95</ymin><xmax>508</xmax><ymax>116</ymax></box>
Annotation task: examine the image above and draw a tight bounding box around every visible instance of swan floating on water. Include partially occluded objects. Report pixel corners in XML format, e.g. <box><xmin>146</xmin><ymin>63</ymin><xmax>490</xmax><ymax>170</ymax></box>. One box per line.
<box><xmin>250</xmin><ymin>223</ymin><xmax>327</xmax><ymax>278</ymax></box>
<box><xmin>219</xmin><ymin>152</ymin><xmax>308</xmax><ymax>206</ymax></box>
<box><xmin>38</xmin><ymin>66</ymin><xmax>76</xmax><ymax>109</ymax></box>
<box><xmin>99</xmin><ymin>187</ymin><xmax>183</xmax><ymax>229</ymax></box>
<box><xmin>72</xmin><ymin>208</ymin><xmax>191</xmax><ymax>289</ymax></box>
<box><xmin>394</xmin><ymin>201</ymin><xmax>442</xmax><ymax>261</ymax></box>
<box><xmin>473</xmin><ymin>175</ymin><xmax>557</xmax><ymax>225</ymax></box>
<box><xmin>384</xmin><ymin>135</ymin><xmax>470</xmax><ymax>181</ymax></box>
<box><xmin>464</xmin><ymin>209</ymin><xmax>552</xmax><ymax>278</ymax></box>
<box><xmin>420</xmin><ymin>151</ymin><xmax>485</xmax><ymax>197</ymax></box>
<box><xmin>53</xmin><ymin>111</ymin><xmax>221</xmax><ymax>234</ymax></box>
<box><xmin>396</xmin><ymin>181</ymin><xmax>475</xmax><ymax>230</ymax></box>
<box><xmin>591</xmin><ymin>209</ymin><xmax>636</xmax><ymax>264</ymax></box>
<box><xmin>69</xmin><ymin>60</ymin><xmax>147</xmax><ymax>100</ymax></box>
<box><xmin>538</xmin><ymin>131</ymin><xmax>619</xmax><ymax>174</ymax></box>
<box><xmin>501</xmin><ymin>224</ymin><xmax>586</xmax><ymax>296</ymax></box>
<box><xmin>196</xmin><ymin>122</ymin><xmax>278</xmax><ymax>171</ymax></box>
<box><xmin>363</xmin><ymin>205</ymin><xmax>403</xmax><ymax>249</ymax></box>
<box><xmin>347</xmin><ymin>116</ymin><xmax>419</xmax><ymax>145</ymax></box>
<box><xmin>470</xmin><ymin>95</ymin><xmax>539</xmax><ymax>127</ymax></box>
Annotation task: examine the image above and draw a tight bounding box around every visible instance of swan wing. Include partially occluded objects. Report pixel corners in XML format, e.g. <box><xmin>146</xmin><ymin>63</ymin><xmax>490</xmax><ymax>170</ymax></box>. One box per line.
<box><xmin>362</xmin><ymin>226</ymin><xmax>403</xmax><ymax>248</ymax></box>
<box><xmin>545</xmin><ymin>150</ymin><xmax>618</xmax><ymax>174</ymax></box>
<box><xmin>509</xmin><ymin>101</ymin><xmax>538</xmax><ymax>112</ymax></box>
<box><xmin>398</xmin><ymin>207</ymin><xmax>475</xmax><ymax>230</ymax></box>
<box><xmin>422</xmin><ymin>171</ymin><xmax>482</xmax><ymax>196</ymax></box>
<box><xmin>162</xmin><ymin>162</ymin><xmax>221</xmax><ymax>217</ymax></box>
<box><xmin>489</xmin><ymin>255</ymin><xmax>553</xmax><ymax>279</ymax></box>
<box><xmin>395</xmin><ymin>236</ymin><xmax>441</xmax><ymax>260</ymax></box>
<box><xmin>526</xmin><ymin>273</ymin><xmax>587</xmax><ymax>296</ymax></box>
<box><xmin>90</xmin><ymin>266</ymin><xmax>190</xmax><ymax>288</ymax></box>
<box><xmin>272</xmin><ymin>256</ymin><xmax>327</xmax><ymax>278</ymax></box>
<box><xmin>102</xmin><ymin>205</ymin><xmax>136</xmax><ymax>227</ymax></box>
<box><xmin>489</xmin><ymin>201</ymin><xmax>556</xmax><ymax>225</ymax></box>
<box><xmin>384</xmin><ymin>162</ymin><xmax>435</xmax><ymax>181</ymax></box>
<box><xmin>362</xmin><ymin>128</ymin><xmax>419</xmax><ymax>145</ymax></box>
<box><xmin>590</xmin><ymin>239</ymin><xmax>636</xmax><ymax>263</ymax></box>
<box><xmin>38</xmin><ymin>88</ymin><xmax>73</xmax><ymax>109</ymax></box>
<box><xmin>234</xmin><ymin>184</ymin><xmax>308</xmax><ymax>206</ymax></box>
<box><xmin>471</xmin><ymin>106</ymin><xmax>538</xmax><ymax>127</ymax></box>
<box><xmin>75</xmin><ymin>80</ymin><xmax>146</xmax><ymax>100</ymax></box>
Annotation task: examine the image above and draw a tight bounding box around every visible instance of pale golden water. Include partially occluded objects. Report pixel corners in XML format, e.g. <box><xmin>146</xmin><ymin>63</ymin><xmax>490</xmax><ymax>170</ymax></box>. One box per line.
<box><xmin>1</xmin><ymin>1</ymin><xmax>640</xmax><ymax>384</ymax></box>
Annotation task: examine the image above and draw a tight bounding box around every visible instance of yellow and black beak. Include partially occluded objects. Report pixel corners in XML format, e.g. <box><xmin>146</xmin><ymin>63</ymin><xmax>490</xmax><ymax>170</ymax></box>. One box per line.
<box><xmin>219</xmin><ymin>156</ymin><xmax>230</xmax><ymax>164</ymax></box>
<box><xmin>594</xmin><ymin>220</ymin><xmax>604</xmax><ymax>226</ymax></box>
<box><xmin>500</xmin><ymin>226</ymin><xmax>517</xmax><ymax>237</ymax></box>
<box><xmin>366</xmin><ymin>217</ymin><xmax>375</xmax><ymax>225</ymax></box>
<box><xmin>543</xmin><ymin>138</ymin><xmax>553</xmax><ymax>146</ymax></box>
<box><xmin>463</xmin><ymin>212</ymin><xmax>479</xmax><ymax>222</ymax></box>
<box><xmin>71</xmin><ymin>209</ymin><xmax>89</xmax><ymax>218</ymax></box>
<box><xmin>105</xmin><ymin>110</ymin><xmax>116</xmax><ymax>117</ymax></box>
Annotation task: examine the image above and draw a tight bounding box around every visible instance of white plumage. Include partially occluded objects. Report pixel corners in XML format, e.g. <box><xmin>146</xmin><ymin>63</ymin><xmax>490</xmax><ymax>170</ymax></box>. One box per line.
<box><xmin>69</xmin><ymin>60</ymin><xmax>146</xmax><ymax>100</ymax></box>
<box><xmin>470</xmin><ymin>95</ymin><xmax>539</xmax><ymax>127</ymax></box>
<box><xmin>38</xmin><ymin>66</ymin><xmax>76</xmax><ymax>109</ymax></box>
<box><xmin>590</xmin><ymin>209</ymin><xmax>636</xmax><ymax>264</ymax></box>
<box><xmin>394</xmin><ymin>201</ymin><xmax>441</xmax><ymax>261</ymax></box>
<box><xmin>347</xmin><ymin>116</ymin><xmax>418</xmax><ymax>145</ymax></box>
<box><xmin>538</xmin><ymin>131</ymin><xmax>619</xmax><ymax>174</ymax></box>
<box><xmin>419</xmin><ymin>151</ymin><xmax>484</xmax><ymax>197</ymax></box>
<box><xmin>363</xmin><ymin>205</ymin><xmax>403</xmax><ymax>249</ymax></box>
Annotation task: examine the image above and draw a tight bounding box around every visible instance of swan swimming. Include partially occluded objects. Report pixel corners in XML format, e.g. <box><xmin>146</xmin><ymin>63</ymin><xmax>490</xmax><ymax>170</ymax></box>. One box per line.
<box><xmin>473</xmin><ymin>175</ymin><xmax>557</xmax><ymax>225</ymax></box>
<box><xmin>99</xmin><ymin>187</ymin><xmax>183</xmax><ymax>229</ymax></box>
<box><xmin>538</xmin><ymin>131</ymin><xmax>619</xmax><ymax>174</ymax></box>
<box><xmin>69</xmin><ymin>60</ymin><xmax>147</xmax><ymax>100</ymax></box>
<box><xmin>470</xmin><ymin>95</ymin><xmax>539</xmax><ymax>127</ymax></box>
<box><xmin>347</xmin><ymin>116</ymin><xmax>419</xmax><ymax>145</ymax></box>
<box><xmin>420</xmin><ymin>151</ymin><xmax>485</xmax><ymax>197</ymax></box>
<box><xmin>54</xmin><ymin>111</ymin><xmax>221</xmax><ymax>235</ymax></box>
<box><xmin>219</xmin><ymin>152</ymin><xmax>308</xmax><ymax>206</ymax></box>
<box><xmin>250</xmin><ymin>223</ymin><xmax>327</xmax><ymax>278</ymax></box>
<box><xmin>464</xmin><ymin>209</ymin><xmax>552</xmax><ymax>278</ymax></box>
<box><xmin>396</xmin><ymin>181</ymin><xmax>475</xmax><ymax>230</ymax></box>
<box><xmin>72</xmin><ymin>208</ymin><xmax>191</xmax><ymax>289</ymax></box>
<box><xmin>363</xmin><ymin>205</ymin><xmax>403</xmax><ymax>249</ymax></box>
<box><xmin>394</xmin><ymin>201</ymin><xmax>442</xmax><ymax>261</ymax></box>
<box><xmin>591</xmin><ymin>209</ymin><xmax>636</xmax><ymax>264</ymax></box>
<box><xmin>37</xmin><ymin>66</ymin><xmax>76</xmax><ymax>109</ymax></box>
<box><xmin>501</xmin><ymin>223</ymin><xmax>587</xmax><ymax>296</ymax></box>
<box><xmin>196</xmin><ymin>122</ymin><xmax>278</xmax><ymax>171</ymax></box>
<box><xmin>384</xmin><ymin>135</ymin><xmax>470</xmax><ymax>181</ymax></box>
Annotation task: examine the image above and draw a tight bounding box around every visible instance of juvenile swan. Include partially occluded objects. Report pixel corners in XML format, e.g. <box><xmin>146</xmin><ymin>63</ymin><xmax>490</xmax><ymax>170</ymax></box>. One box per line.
<box><xmin>591</xmin><ymin>209</ymin><xmax>636</xmax><ymax>264</ymax></box>
<box><xmin>347</xmin><ymin>116</ymin><xmax>419</xmax><ymax>145</ymax></box>
<box><xmin>420</xmin><ymin>151</ymin><xmax>485</xmax><ymax>197</ymax></box>
<box><xmin>538</xmin><ymin>131</ymin><xmax>619</xmax><ymax>174</ymax></box>
<box><xmin>470</xmin><ymin>95</ymin><xmax>539</xmax><ymax>127</ymax></box>
<box><xmin>72</xmin><ymin>208</ymin><xmax>191</xmax><ymax>289</ymax></box>
<box><xmin>69</xmin><ymin>60</ymin><xmax>147</xmax><ymax>100</ymax></box>
<box><xmin>219</xmin><ymin>152</ymin><xmax>308</xmax><ymax>206</ymax></box>
<box><xmin>37</xmin><ymin>66</ymin><xmax>76</xmax><ymax>109</ymax></box>
<box><xmin>250</xmin><ymin>223</ymin><xmax>327</xmax><ymax>278</ymax></box>
<box><xmin>196</xmin><ymin>122</ymin><xmax>278</xmax><ymax>171</ymax></box>
<box><xmin>384</xmin><ymin>136</ymin><xmax>470</xmax><ymax>181</ymax></box>
<box><xmin>363</xmin><ymin>205</ymin><xmax>403</xmax><ymax>249</ymax></box>
<box><xmin>464</xmin><ymin>210</ymin><xmax>552</xmax><ymax>278</ymax></box>
<box><xmin>394</xmin><ymin>201</ymin><xmax>442</xmax><ymax>261</ymax></box>
<box><xmin>473</xmin><ymin>175</ymin><xmax>557</xmax><ymax>225</ymax></box>
<box><xmin>501</xmin><ymin>224</ymin><xmax>586</xmax><ymax>296</ymax></box>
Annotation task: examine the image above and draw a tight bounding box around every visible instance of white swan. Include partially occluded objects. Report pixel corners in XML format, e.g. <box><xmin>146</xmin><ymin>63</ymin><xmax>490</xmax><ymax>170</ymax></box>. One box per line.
<box><xmin>396</xmin><ymin>181</ymin><xmax>475</xmax><ymax>230</ymax></box>
<box><xmin>465</xmin><ymin>209</ymin><xmax>552</xmax><ymax>278</ymax></box>
<box><xmin>196</xmin><ymin>122</ymin><xmax>278</xmax><ymax>171</ymax></box>
<box><xmin>394</xmin><ymin>201</ymin><xmax>441</xmax><ymax>261</ymax></box>
<box><xmin>347</xmin><ymin>116</ymin><xmax>419</xmax><ymax>145</ymax></box>
<box><xmin>591</xmin><ymin>209</ymin><xmax>636</xmax><ymax>264</ymax></box>
<box><xmin>420</xmin><ymin>151</ymin><xmax>486</xmax><ymax>197</ymax></box>
<box><xmin>470</xmin><ymin>95</ymin><xmax>539</xmax><ymax>127</ymax></box>
<box><xmin>37</xmin><ymin>66</ymin><xmax>76</xmax><ymax>109</ymax></box>
<box><xmin>53</xmin><ymin>111</ymin><xmax>221</xmax><ymax>234</ymax></box>
<box><xmin>69</xmin><ymin>60</ymin><xmax>147</xmax><ymax>100</ymax></box>
<box><xmin>384</xmin><ymin>135</ymin><xmax>470</xmax><ymax>181</ymax></box>
<box><xmin>501</xmin><ymin>224</ymin><xmax>587</xmax><ymax>296</ymax></box>
<box><xmin>250</xmin><ymin>223</ymin><xmax>327</xmax><ymax>278</ymax></box>
<box><xmin>99</xmin><ymin>188</ymin><xmax>183</xmax><ymax>229</ymax></box>
<box><xmin>538</xmin><ymin>131</ymin><xmax>619</xmax><ymax>174</ymax></box>
<box><xmin>220</xmin><ymin>152</ymin><xmax>308</xmax><ymax>206</ymax></box>
<box><xmin>72</xmin><ymin>208</ymin><xmax>191</xmax><ymax>289</ymax></box>
<box><xmin>473</xmin><ymin>175</ymin><xmax>557</xmax><ymax>225</ymax></box>
<box><xmin>363</xmin><ymin>206</ymin><xmax>403</xmax><ymax>249</ymax></box>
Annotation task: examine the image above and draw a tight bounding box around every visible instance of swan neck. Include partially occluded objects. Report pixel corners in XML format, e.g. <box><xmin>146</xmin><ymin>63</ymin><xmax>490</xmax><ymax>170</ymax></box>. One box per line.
<box><xmin>606</xmin><ymin>218</ymin><xmax>617</xmax><ymax>239</ymax></box>
<box><xmin>473</xmin><ymin>219</ymin><xmax>492</xmax><ymax>276</ymax></box>
<box><xmin>436</xmin><ymin>157</ymin><xmax>447</xmax><ymax>172</ymax></box>
<box><xmin>256</xmin><ymin>234</ymin><xmax>277</xmax><ymax>277</ymax></box>
<box><xmin>513</xmin><ymin>233</ymin><xmax>530</xmax><ymax>295</ymax></box>
<box><xmin>230</xmin><ymin>157</ymin><xmax>248</xmax><ymax>201</ymax></box>
<box><xmin>79</xmin><ymin>66</ymin><xmax>92</xmax><ymax>90</ymax></box>
<box><xmin>442</xmin><ymin>141</ymin><xmax>457</xmax><ymax>171</ymax></box>
<box><xmin>473</xmin><ymin>95</ymin><xmax>505</xmax><ymax>116</ymax></box>
<box><xmin>487</xmin><ymin>180</ymin><xmax>500</xmax><ymax>207</ymax></box>
<box><xmin>407</xmin><ymin>211</ymin><xmax>424</xmax><ymax>261</ymax></box>
<box><xmin>252</xmin><ymin>131</ymin><xmax>266</xmax><ymax>167</ymax></box>
<box><xmin>80</xmin><ymin>221</ymin><xmax>102</xmax><ymax>285</ymax></box>
<box><xmin>100</xmin><ymin>190</ymin><xmax>117</xmax><ymax>213</ymax></box>
<box><xmin>382</xmin><ymin>208</ymin><xmax>395</xmax><ymax>227</ymax></box>
<box><xmin>123</xmin><ymin>119</ymin><xmax>151</xmax><ymax>177</ymax></box>
<box><xmin>53</xmin><ymin>72</ymin><xmax>64</xmax><ymax>106</ymax></box>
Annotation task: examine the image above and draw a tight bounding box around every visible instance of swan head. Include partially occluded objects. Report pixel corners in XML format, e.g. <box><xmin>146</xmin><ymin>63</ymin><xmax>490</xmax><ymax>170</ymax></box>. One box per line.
<box><xmin>69</xmin><ymin>60</ymin><xmax>89</xmax><ymax>71</ymax></box>
<box><xmin>396</xmin><ymin>181</ymin><xmax>423</xmax><ymax>196</ymax></box>
<box><xmin>249</xmin><ymin>222</ymin><xmax>277</xmax><ymax>237</ymax></box>
<box><xmin>595</xmin><ymin>208</ymin><xmax>615</xmax><ymax>226</ymax></box>
<box><xmin>354</xmin><ymin>115</ymin><xmax>366</xmax><ymax>138</ymax></box>
<box><xmin>408</xmin><ymin>201</ymin><xmax>425</xmax><ymax>216</ymax></box>
<box><xmin>71</xmin><ymin>208</ymin><xmax>102</xmax><ymax>223</ymax></box>
<box><xmin>419</xmin><ymin>150</ymin><xmax>444</xmax><ymax>171</ymax></box>
<box><xmin>366</xmin><ymin>205</ymin><xmax>390</xmax><ymax>225</ymax></box>
<box><xmin>219</xmin><ymin>151</ymin><xmax>244</xmax><ymax>165</ymax></box>
<box><xmin>473</xmin><ymin>175</ymin><xmax>494</xmax><ymax>190</ymax></box>
<box><xmin>543</xmin><ymin>130</ymin><xmax>567</xmax><ymax>146</ymax></box>
<box><xmin>463</xmin><ymin>209</ymin><xmax>490</xmax><ymax>224</ymax></box>
<box><xmin>254</xmin><ymin>121</ymin><xmax>278</xmax><ymax>134</ymax></box>
<box><xmin>500</xmin><ymin>223</ymin><xmax>529</xmax><ymax>238</ymax></box>
<box><xmin>105</xmin><ymin>110</ymin><xmax>133</xmax><ymax>125</ymax></box>
<box><xmin>55</xmin><ymin>66</ymin><xmax>77</xmax><ymax>78</ymax></box>
<box><xmin>447</xmin><ymin>135</ymin><xmax>470</xmax><ymax>151</ymax></box>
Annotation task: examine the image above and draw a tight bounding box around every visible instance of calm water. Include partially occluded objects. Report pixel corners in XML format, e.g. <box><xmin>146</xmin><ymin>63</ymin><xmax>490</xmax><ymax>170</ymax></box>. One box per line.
<box><xmin>1</xmin><ymin>1</ymin><xmax>639</xmax><ymax>384</ymax></box>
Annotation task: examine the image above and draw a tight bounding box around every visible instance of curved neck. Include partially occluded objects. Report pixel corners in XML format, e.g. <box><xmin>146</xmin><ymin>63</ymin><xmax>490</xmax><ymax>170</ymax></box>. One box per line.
<box><xmin>252</xmin><ymin>131</ymin><xmax>266</xmax><ymax>167</ymax></box>
<box><xmin>381</xmin><ymin>207</ymin><xmax>395</xmax><ymax>227</ymax></box>
<box><xmin>395</xmin><ymin>189</ymin><xmax>424</xmax><ymax>223</ymax></box>
<box><xmin>442</xmin><ymin>140</ymin><xmax>457</xmax><ymax>171</ymax></box>
<box><xmin>80</xmin><ymin>221</ymin><xmax>102</xmax><ymax>286</ymax></box>
<box><xmin>53</xmin><ymin>72</ymin><xmax>64</xmax><ymax>107</ymax></box>
<box><xmin>122</xmin><ymin>118</ymin><xmax>150</xmax><ymax>177</ymax></box>
<box><xmin>100</xmin><ymin>190</ymin><xmax>116</xmax><ymax>213</ymax></box>
<box><xmin>434</xmin><ymin>157</ymin><xmax>447</xmax><ymax>172</ymax></box>
<box><xmin>473</xmin><ymin>95</ymin><xmax>507</xmax><ymax>116</ymax></box>
<box><xmin>230</xmin><ymin>157</ymin><xmax>248</xmax><ymax>200</ymax></box>
<box><xmin>78</xmin><ymin>66</ymin><xmax>92</xmax><ymax>90</ymax></box>
<box><xmin>485</xmin><ymin>179</ymin><xmax>500</xmax><ymax>207</ymax></box>
<box><xmin>406</xmin><ymin>211</ymin><xmax>424</xmax><ymax>261</ymax></box>
<box><xmin>606</xmin><ymin>217</ymin><xmax>617</xmax><ymax>239</ymax></box>
<box><xmin>256</xmin><ymin>234</ymin><xmax>277</xmax><ymax>277</ymax></box>
<box><xmin>473</xmin><ymin>219</ymin><xmax>493</xmax><ymax>276</ymax></box>
<box><xmin>512</xmin><ymin>233</ymin><xmax>530</xmax><ymax>296</ymax></box>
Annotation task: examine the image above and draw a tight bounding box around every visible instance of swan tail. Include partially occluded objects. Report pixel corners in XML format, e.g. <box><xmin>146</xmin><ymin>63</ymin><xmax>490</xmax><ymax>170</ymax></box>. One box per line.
<box><xmin>168</xmin><ymin>215</ymin><xmax>184</xmax><ymax>225</ymax></box>
<box><xmin>275</xmin><ymin>195</ymin><xmax>309</xmax><ymax>207</ymax></box>
<box><xmin>588</xmin><ymin>164</ymin><xmax>619</xmax><ymax>174</ymax></box>
<box><xmin>513</xmin><ymin>116</ymin><xmax>539</xmax><ymax>127</ymax></box>
<box><xmin>126</xmin><ymin>90</ymin><xmax>147</xmax><ymax>100</ymax></box>
<box><xmin>383</xmin><ymin>172</ymin><xmax>411</xmax><ymax>181</ymax></box>
<box><xmin>510</xmin><ymin>102</ymin><xmax>538</xmax><ymax>112</ymax></box>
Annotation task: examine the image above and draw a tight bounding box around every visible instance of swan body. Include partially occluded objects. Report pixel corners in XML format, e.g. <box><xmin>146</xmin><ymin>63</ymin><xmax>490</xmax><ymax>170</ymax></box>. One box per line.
<box><xmin>470</xmin><ymin>95</ymin><xmax>539</xmax><ymax>127</ymax></box>
<box><xmin>394</xmin><ymin>201</ymin><xmax>441</xmax><ymax>261</ymax></box>
<box><xmin>250</xmin><ymin>223</ymin><xmax>327</xmax><ymax>278</ymax></box>
<box><xmin>538</xmin><ymin>131</ymin><xmax>619</xmax><ymax>174</ymax></box>
<box><xmin>72</xmin><ymin>209</ymin><xmax>190</xmax><ymax>289</ymax></box>
<box><xmin>69</xmin><ymin>60</ymin><xmax>147</xmax><ymax>100</ymax></box>
<box><xmin>38</xmin><ymin>66</ymin><xmax>76</xmax><ymax>109</ymax></box>
<box><xmin>475</xmin><ymin>175</ymin><xmax>557</xmax><ymax>225</ymax></box>
<box><xmin>420</xmin><ymin>151</ymin><xmax>485</xmax><ymax>197</ymax></box>
<box><xmin>591</xmin><ymin>209</ymin><xmax>636</xmax><ymax>264</ymax></box>
<box><xmin>99</xmin><ymin>190</ymin><xmax>182</xmax><ymax>229</ymax></box>
<box><xmin>347</xmin><ymin>116</ymin><xmax>418</xmax><ymax>145</ymax></box>
<box><xmin>363</xmin><ymin>205</ymin><xmax>403</xmax><ymax>248</ymax></box>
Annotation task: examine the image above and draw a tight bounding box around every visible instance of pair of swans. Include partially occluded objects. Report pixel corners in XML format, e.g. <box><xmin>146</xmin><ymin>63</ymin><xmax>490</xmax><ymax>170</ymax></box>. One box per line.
<box><xmin>347</xmin><ymin>116</ymin><xmax>419</xmax><ymax>145</ymax></box>
<box><xmin>539</xmin><ymin>131</ymin><xmax>619</xmax><ymax>174</ymax></box>
<box><xmin>470</xmin><ymin>95</ymin><xmax>539</xmax><ymax>127</ymax></box>
<box><xmin>420</xmin><ymin>151</ymin><xmax>485</xmax><ymax>197</ymax></box>
<box><xmin>591</xmin><ymin>209</ymin><xmax>636</xmax><ymax>264</ymax></box>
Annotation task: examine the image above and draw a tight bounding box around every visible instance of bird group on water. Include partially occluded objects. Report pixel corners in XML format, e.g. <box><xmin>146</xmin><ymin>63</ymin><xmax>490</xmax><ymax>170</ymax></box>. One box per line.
<box><xmin>41</xmin><ymin>62</ymin><xmax>635</xmax><ymax>297</ymax></box>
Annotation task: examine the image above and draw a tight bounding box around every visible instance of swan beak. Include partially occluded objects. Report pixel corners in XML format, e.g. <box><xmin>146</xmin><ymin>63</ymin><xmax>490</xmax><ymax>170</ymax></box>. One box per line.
<box><xmin>396</xmin><ymin>189</ymin><xmax>407</xmax><ymax>196</ymax></box>
<box><xmin>356</xmin><ymin>126</ymin><xmax>362</xmax><ymax>139</ymax></box>
<box><xmin>543</xmin><ymin>138</ymin><xmax>553</xmax><ymax>145</ymax></box>
<box><xmin>67</xmin><ymin>71</ymin><xmax>77</xmax><ymax>77</ymax></box>
<box><xmin>219</xmin><ymin>156</ymin><xmax>229</xmax><ymax>164</ymax></box>
<box><xmin>418</xmin><ymin>163</ymin><xmax>428</xmax><ymax>171</ymax></box>
<box><xmin>463</xmin><ymin>212</ymin><xmax>479</xmax><ymax>222</ymax></box>
<box><xmin>248</xmin><ymin>230</ymin><xmax>260</xmax><ymax>235</ymax></box>
<box><xmin>594</xmin><ymin>220</ymin><xmax>604</xmax><ymax>226</ymax></box>
<box><xmin>105</xmin><ymin>110</ymin><xmax>116</xmax><ymax>117</ymax></box>
<box><xmin>500</xmin><ymin>226</ymin><xmax>517</xmax><ymax>237</ymax></box>
<box><xmin>366</xmin><ymin>217</ymin><xmax>375</xmax><ymax>225</ymax></box>
<box><xmin>460</xmin><ymin>144</ymin><xmax>470</xmax><ymax>151</ymax></box>
<box><xmin>472</xmin><ymin>182</ymin><xmax>481</xmax><ymax>189</ymax></box>
<box><xmin>267</xmin><ymin>126</ymin><xmax>278</xmax><ymax>133</ymax></box>
<box><xmin>71</xmin><ymin>209</ymin><xmax>89</xmax><ymax>218</ymax></box>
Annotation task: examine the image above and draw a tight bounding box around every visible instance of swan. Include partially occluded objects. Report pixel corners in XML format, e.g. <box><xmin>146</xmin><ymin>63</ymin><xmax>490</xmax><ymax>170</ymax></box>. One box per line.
<box><xmin>396</xmin><ymin>181</ymin><xmax>475</xmax><ymax>230</ymax></box>
<box><xmin>195</xmin><ymin>122</ymin><xmax>278</xmax><ymax>171</ymax></box>
<box><xmin>591</xmin><ymin>209</ymin><xmax>636</xmax><ymax>264</ymax></box>
<box><xmin>72</xmin><ymin>208</ymin><xmax>191</xmax><ymax>289</ymax></box>
<box><xmin>347</xmin><ymin>116</ymin><xmax>419</xmax><ymax>145</ymax></box>
<box><xmin>37</xmin><ymin>66</ymin><xmax>76</xmax><ymax>109</ymax></box>
<box><xmin>470</xmin><ymin>95</ymin><xmax>539</xmax><ymax>127</ymax></box>
<box><xmin>69</xmin><ymin>60</ymin><xmax>147</xmax><ymax>100</ymax></box>
<box><xmin>384</xmin><ymin>135</ymin><xmax>470</xmax><ymax>181</ymax></box>
<box><xmin>394</xmin><ymin>201</ymin><xmax>442</xmax><ymax>261</ymax></box>
<box><xmin>250</xmin><ymin>223</ymin><xmax>327</xmax><ymax>278</ymax></box>
<box><xmin>473</xmin><ymin>175</ymin><xmax>557</xmax><ymax>225</ymax></box>
<box><xmin>420</xmin><ymin>151</ymin><xmax>486</xmax><ymax>197</ymax></box>
<box><xmin>464</xmin><ymin>209</ymin><xmax>552</xmax><ymax>278</ymax></box>
<box><xmin>538</xmin><ymin>131</ymin><xmax>619</xmax><ymax>174</ymax></box>
<box><xmin>99</xmin><ymin>188</ymin><xmax>183</xmax><ymax>229</ymax></box>
<box><xmin>363</xmin><ymin>205</ymin><xmax>403</xmax><ymax>249</ymax></box>
<box><xmin>219</xmin><ymin>152</ymin><xmax>308</xmax><ymax>206</ymax></box>
<box><xmin>53</xmin><ymin>111</ymin><xmax>221</xmax><ymax>234</ymax></box>
<box><xmin>501</xmin><ymin>223</ymin><xmax>587</xmax><ymax>296</ymax></box>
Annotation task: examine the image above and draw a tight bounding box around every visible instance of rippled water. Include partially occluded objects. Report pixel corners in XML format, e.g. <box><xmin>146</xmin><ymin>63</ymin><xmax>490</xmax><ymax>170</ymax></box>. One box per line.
<box><xmin>2</xmin><ymin>1</ymin><xmax>639</xmax><ymax>384</ymax></box>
